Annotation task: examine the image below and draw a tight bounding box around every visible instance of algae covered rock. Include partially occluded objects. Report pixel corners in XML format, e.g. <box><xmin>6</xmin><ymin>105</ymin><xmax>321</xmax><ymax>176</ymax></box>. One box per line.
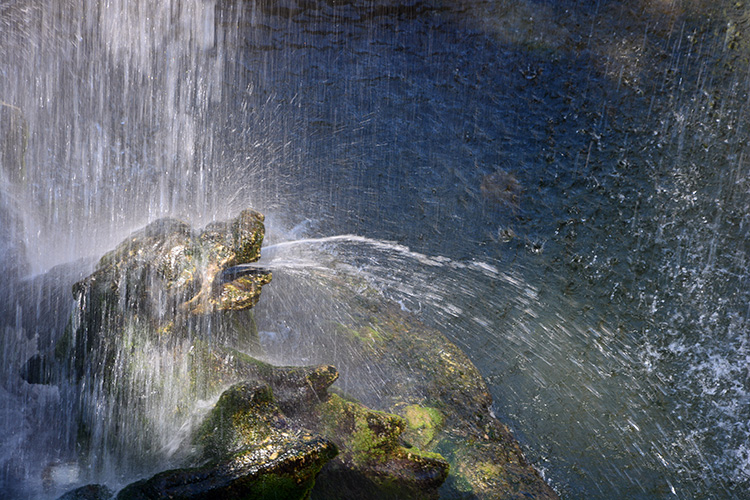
<box><xmin>255</xmin><ymin>267</ymin><xmax>559</xmax><ymax>499</ymax></box>
<box><xmin>112</xmin><ymin>359</ymin><xmax>451</xmax><ymax>500</ymax></box>
<box><xmin>52</xmin><ymin>209</ymin><xmax>271</xmax><ymax>383</ymax></box>
<box><xmin>307</xmin><ymin>393</ymin><xmax>449</xmax><ymax>500</ymax></box>
<box><xmin>337</xmin><ymin>296</ymin><xmax>557</xmax><ymax>500</ymax></box>
<box><xmin>20</xmin><ymin>210</ymin><xmax>275</xmax><ymax>481</ymax></box>
<box><xmin>195</xmin><ymin>381</ymin><xmax>306</xmax><ymax>460</ymax></box>
<box><xmin>116</xmin><ymin>381</ymin><xmax>337</xmax><ymax>500</ymax></box>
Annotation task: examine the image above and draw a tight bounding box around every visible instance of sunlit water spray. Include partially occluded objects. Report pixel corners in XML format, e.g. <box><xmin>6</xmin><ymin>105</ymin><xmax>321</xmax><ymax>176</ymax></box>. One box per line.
<box><xmin>2</xmin><ymin>0</ymin><xmax>750</xmax><ymax>499</ymax></box>
<box><xmin>253</xmin><ymin>229</ymin><xmax>749</xmax><ymax>499</ymax></box>
<box><xmin>0</xmin><ymin>0</ymin><xmax>247</xmax><ymax>274</ymax></box>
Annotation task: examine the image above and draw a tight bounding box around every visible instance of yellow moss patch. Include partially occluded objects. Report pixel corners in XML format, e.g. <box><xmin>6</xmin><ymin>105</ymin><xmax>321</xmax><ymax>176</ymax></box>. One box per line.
<box><xmin>401</xmin><ymin>405</ymin><xmax>444</xmax><ymax>449</ymax></box>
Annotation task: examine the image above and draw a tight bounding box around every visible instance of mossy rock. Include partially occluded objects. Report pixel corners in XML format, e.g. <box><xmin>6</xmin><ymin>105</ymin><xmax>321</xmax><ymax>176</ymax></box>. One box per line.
<box><xmin>116</xmin><ymin>381</ymin><xmax>338</xmax><ymax>500</ymax></box>
<box><xmin>185</xmin><ymin>341</ymin><xmax>338</xmax><ymax>410</ymax></box>
<box><xmin>304</xmin><ymin>393</ymin><xmax>449</xmax><ymax>500</ymax></box>
<box><xmin>261</xmin><ymin>268</ymin><xmax>559</xmax><ymax>499</ymax></box>
<box><xmin>48</xmin><ymin>209</ymin><xmax>272</xmax><ymax>384</ymax></box>
<box><xmin>22</xmin><ymin>210</ymin><xmax>278</xmax><ymax>479</ymax></box>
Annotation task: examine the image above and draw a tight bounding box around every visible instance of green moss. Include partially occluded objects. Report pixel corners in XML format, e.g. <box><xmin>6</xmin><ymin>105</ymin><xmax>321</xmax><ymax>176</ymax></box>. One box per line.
<box><xmin>318</xmin><ymin>394</ymin><xmax>405</xmax><ymax>466</ymax></box>
<box><xmin>194</xmin><ymin>382</ymin><xmax>277</xmax><ymax>459</ymax></box>
<box><xmin>332</xmin><ymin>323</ymin><xmax>387</xmax><ymax>350</ymax></box>
<box><xmin>350</xmin><ymin>418</ymin><xmax>390</xmax><ymax>465</ymax></box>
<box><xmin>404</xmin><ymin>447</ymin><xmax>447</xmax><ymax>464</ymax></box>
<box><xmin>401</xmin><ymin>405</ymin><xmax>444</xmax><ymax>449</ymax></box>
<box><xmin>317</xmin><ymin>395</ymin><xmax>447</xmax><ymax>471</ymax></box>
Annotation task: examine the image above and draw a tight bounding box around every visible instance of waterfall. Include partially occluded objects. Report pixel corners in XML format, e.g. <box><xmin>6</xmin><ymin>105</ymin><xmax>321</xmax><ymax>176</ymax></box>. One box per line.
<box><xmin>2</xmin><ymin>1</ymin><xmax>750</xmax><ymax>498</ymax></box>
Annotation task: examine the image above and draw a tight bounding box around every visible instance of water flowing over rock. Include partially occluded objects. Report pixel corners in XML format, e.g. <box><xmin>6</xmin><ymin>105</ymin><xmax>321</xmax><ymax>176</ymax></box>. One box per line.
<box><xmin>259</xmin><ymin>269</ymin><xmax>559</xmax><ymax>500</ymax></box>
<box><xmin>43</xmin><ymin>208</ymin><xmax>556</xmax><ymax>499</ymax></box>
<box><xmin>26</xmin><ymin>210</ymin><xmax>272</xmax><ymax>484</ymax></box>
<box><xmin>50</xmin><ymin>209</ymin><xmax>271</xmax><ymax>381</ymax></box>
<box><xmin>117</xmin><ymin>381</ymin><xmax>337</xmax><ymax>500</ymax></box>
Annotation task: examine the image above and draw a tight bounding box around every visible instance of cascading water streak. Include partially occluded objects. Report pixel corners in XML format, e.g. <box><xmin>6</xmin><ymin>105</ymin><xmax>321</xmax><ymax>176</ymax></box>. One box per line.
<box><xmin>2</xmin><ymin>0</ymin><xmax>750</xmax><ymax>498</ymax></box>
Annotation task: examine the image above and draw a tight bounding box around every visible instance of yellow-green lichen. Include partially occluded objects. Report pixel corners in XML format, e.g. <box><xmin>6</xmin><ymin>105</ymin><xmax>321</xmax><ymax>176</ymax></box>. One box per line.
<box><xmin>401</xmin><ymin>404</ymin><xmax>444</xmax><ymax>449</ymax></box>
<box><xmin>332</xmin><ymin>323</ymin><xmax>388</xmax><ymax>350</ymax></box>
<box><xmin>318</xmin><ymin>394</ymin><xmax>404</xmax><ymax>466</ymax></box>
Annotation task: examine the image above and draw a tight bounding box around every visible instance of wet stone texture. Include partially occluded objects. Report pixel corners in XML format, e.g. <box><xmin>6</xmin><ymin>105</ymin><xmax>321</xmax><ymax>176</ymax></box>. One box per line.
<box><xmin>45</xmin><ymin>209</ymin><xmax>271</xmax><ymax>382</ymax></box>
<box><xmin>322</xmin><ymin>274</ymin><xmax>558</xmax><ymax>500</ymax></box>
<box><xmin>47</xmin><ymin>208</ymin><xmax>557</xmax><ymax>499</ymax></box>
<box><xmin>117</xmin><ymin>382</ymin><xmax>338</xmax><ymax>500</ymax></box>
<box><xmin>256</xmin><ymin>267</ymin><xmax>560</xmax><ymax>499</ymax></box>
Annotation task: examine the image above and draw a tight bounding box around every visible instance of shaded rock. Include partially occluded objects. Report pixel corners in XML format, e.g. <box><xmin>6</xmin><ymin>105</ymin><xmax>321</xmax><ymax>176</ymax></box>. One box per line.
<box><xmin>55</xmin><ymin>484</ymin><xmax>114</xmax><ymax>500</ymax></box>
<box><xmin>117</xmin><ymin>381</ymin><xmax>337</xmax><ymax>500</ymax></box>
<box><xmin>117</xmin><ymin>435</ymin><xmax>335</xmax><ymax>500</ymax></box>
<box><xmin>183</xmin><ymin>341</ymin><xmax>339</xmax><ymax>410</ymax></box>
<box><xmin>19</xmin><ymin>353</ymin><xmax>53</xmax><ymax>385</ymax></box>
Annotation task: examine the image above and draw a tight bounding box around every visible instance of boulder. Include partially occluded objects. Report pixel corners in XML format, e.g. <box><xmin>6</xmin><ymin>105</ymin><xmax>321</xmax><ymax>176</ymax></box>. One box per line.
<box><xmin>21</xmin><ymin>210</ymin><xmax>272</xmax><ymax>480</ymax></box>
<box><xmin>259</xmin><ymin>269</ymin><xmax>559</xmax><ymax>499</ymax></box>
<box><xmin>117</xmin><ymin>382</ymin><xmax>337</xmax><ymax>500</ymax></box>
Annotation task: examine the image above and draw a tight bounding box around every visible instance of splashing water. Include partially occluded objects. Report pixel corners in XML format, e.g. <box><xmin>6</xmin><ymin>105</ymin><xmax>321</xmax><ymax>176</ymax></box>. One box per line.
<box><xmin>2</xmin><ymin>0</ymin><xmax>750</xmax><ymax>499</ymax></box>
<box><xmin>253</xmin><ymin>229</ymin><xmax>746</xmax><ymax>499</ymax></box>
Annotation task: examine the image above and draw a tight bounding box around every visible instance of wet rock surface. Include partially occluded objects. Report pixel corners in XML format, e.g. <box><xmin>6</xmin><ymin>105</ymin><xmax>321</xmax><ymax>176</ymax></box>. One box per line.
<box><xmin>117</xmin><ymin>382</ymin><xmax>337</xmax><ymax>500</ymax></box>
<box><xmin>30</xmin><ymin>210</ymin><xmax>273</xmax><ymax>490</ymax></box>
<box><xmin>307</xmin><ymin>393</ymin><xmax>450</xmax><ymax>500</ymax></box>
<box><xmin>46</xmin><ymin>208</ymin><xmax>556</xmax><ymax>499</ymax></box>
<box><xmin>319</xmin><ymin>274</ymin><xmax>558</xmax><ymax>499</ymax></box>
<box><xmin>55</xmin><ymin>484</ymin><xmax>114</xmax><ymax>500</ymax></box>
<box><xmin>33</xmin><ymin>209</ymin><xmax>271</xmax><ymax>382</ymax></box>
<box><xmin>254</xmin><ymin>257</ymin><xmax>560</xmax><ymax>499</ymax></box>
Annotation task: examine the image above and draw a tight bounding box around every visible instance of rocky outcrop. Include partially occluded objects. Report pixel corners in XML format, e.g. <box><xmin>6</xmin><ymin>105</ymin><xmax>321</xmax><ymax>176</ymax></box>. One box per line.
<box><xmin>27</xmin><ymin>209</ymin><xmax>272</xmax><ymax>384</ymax></box>
<box><xmin>184</xmin><ymin>352</ymin><xmax>450</xmax><ymax>499</ymax></box>
<box><xmin>33</xmin><ymin>210</ymin><xmax>274</xmax><ymax>487</ymax></box>
<box><xmin>61</xmin><ymin>360</ymin><xmax>449</xmax><ymax>500</ymax></box>
<box><xmin>262</xmin><ymin>269</ymin><xmax>560</xmax><ymax>499</ymax></box>
<box><xmin>45</xmin><ymin>208</ymin><xmax>556</xmax><ymax>499</ymax></box>
<box><xmin>117</xmin><ymin>382</ymin><xmax>337</xmax><ymax>500</ymax></box>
